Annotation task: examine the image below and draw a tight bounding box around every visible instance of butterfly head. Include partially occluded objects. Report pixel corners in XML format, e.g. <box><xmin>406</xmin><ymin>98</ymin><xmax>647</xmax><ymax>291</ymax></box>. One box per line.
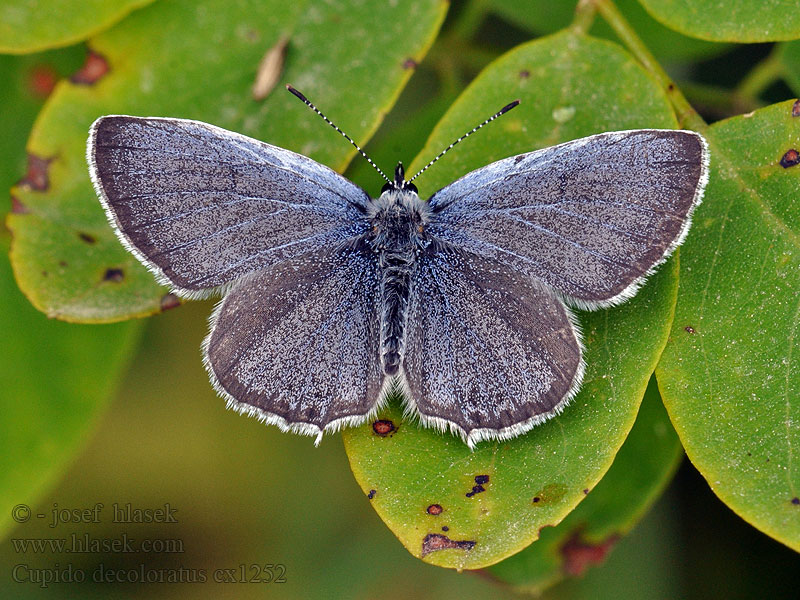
<box><xmin>381</xmin><ymin>163</ymin><xmax>418</xmax><ymax>195</ymax></box>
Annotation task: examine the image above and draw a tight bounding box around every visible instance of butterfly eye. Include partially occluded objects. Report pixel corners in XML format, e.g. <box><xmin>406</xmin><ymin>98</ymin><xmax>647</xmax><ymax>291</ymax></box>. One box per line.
<box><xmin>381</xmin><ymin>181</ymin><xmax>393</xmax><ymax>193</ymax></box>
<box><xmin>405</xmin><ymin>182</ymin><xmax>418</xmax><ymax>194</ymax></box>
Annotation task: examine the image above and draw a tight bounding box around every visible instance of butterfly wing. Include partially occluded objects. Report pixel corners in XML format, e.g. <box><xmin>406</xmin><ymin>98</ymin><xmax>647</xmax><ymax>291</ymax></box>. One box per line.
<box><xmin>401</xmin><ymin>244</ymin><xmax>583</xmax><ymax>448</ymax></box>
<box><xmin>204</xmin><ymin>241</ymin><xmax>384</xmax><ymax>442</ymax></box>
<box><xmin>88</xmin><ymin>116</ymin><xmax>370</xmax><ymax>298</ymax></box>
<box><xmin>427</xmin><ymin>129</ymin><xmax>709</xmax><ymax>309</ymax></box>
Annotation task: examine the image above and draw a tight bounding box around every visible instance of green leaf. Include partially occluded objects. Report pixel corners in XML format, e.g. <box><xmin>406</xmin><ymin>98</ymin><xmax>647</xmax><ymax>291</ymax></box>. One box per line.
<box><xmin>486</xmin><ymin>0</ymin><xmax>728</xmax><ymax>62</ymax></box>
<box><xmin>0</xmin><ymin>0</ymin><xmax>157</xmax><ymax>54</ymax></box>
<box><xmin>636</xmin><ymin>0</ymin><xmax>800</xmax><ymax>42</ymax></box>
<box><xmin>656</xmin><ymin>100</ymin><xmax>800</xmax><ymax>552</ymax></box>
<box><xmin>7</xmin><ymin>0</ymin><xmax>447</xmax><ymax>323</ymax></box>
<box><xmin>777</xmin><ymin>41</ymin><xmax>800</xmax><ymax>96</ymax></box>
<box><xmin>485</xmin><ymin>377</ymin><xmax>683</xmax><ymax>593</ymax></box>
<box><xmin>0</xmin><ymin>234</ymin><xmax>141</xmax><ymax>539</ymax></box>
<box><xmin>343</xmin><ymin>31</ymin><xmax>681</xmax><ymax>569</ymax></box>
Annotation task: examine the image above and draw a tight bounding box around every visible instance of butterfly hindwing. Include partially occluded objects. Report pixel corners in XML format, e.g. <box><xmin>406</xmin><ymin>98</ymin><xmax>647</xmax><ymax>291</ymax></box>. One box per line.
<box><xmin>88</xmin><ymin>116</ymin><xmax>370</xmax><ymax>298</ymax></box>
<box><xmin>204</xmin><ymin>241</ymin><xmax>384</xmax><ymax>441</ymax></box>
<box><xmin>401</xmin><ymin>244</ymin><xmax>584</xmax><ymax>448</ymax></box>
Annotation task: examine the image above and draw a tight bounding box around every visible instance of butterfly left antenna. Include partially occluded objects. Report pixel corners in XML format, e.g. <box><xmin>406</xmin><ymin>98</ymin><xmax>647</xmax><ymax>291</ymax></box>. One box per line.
<box><xmin>286</xmin><ymin>85</ymin><xmax>391</xmax><ymax>185</ymax></box>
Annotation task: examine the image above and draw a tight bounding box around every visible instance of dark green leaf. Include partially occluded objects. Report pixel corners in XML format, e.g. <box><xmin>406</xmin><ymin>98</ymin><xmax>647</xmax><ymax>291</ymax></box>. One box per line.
<box><xmin>637</xmin><ymin>0</ymin><xmax>800</xmax><ymax>42</ymax></box>
<box><xmin>0</xmin><ymin>234</ymin><xmax>141</xmax><ymax>539</ymax></box>
<box><xmin>486</xmin><ymin>0</ymin><xmax>728</xmax><ymax>62</ymax></box>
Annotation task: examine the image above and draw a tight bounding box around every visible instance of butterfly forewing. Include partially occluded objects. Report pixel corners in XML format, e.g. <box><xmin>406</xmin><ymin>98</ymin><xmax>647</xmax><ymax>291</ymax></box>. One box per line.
<box><xmin>205</xmin><ymin>242</ymin><xmax>384</xmax><ymax>440</ymax></box>
<box><xmin>88</xmin><ymin>116</ymin><xmax>370</xmax><ymax>297</ymax></box>
<box><xmin>427</xmin><ymin>129</ymin><xmax>709</xmax><ymax>309</ymax></box>
<box><xmin>401</xmin><ymin>244</ymin><xmax>584</xmax><ymax>447</ymax></box>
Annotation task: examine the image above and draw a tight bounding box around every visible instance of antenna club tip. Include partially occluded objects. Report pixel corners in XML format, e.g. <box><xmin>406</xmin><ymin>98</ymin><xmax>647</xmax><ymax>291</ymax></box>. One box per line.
<box><xmin>500</xmin><ymin>99</ymin><xmax>521</xmax><ymax>113</ymax></box>
<box><xmin>286</xmin><ymin>84</ymin><xmax>308</xmax><ymax>102</ymax></box>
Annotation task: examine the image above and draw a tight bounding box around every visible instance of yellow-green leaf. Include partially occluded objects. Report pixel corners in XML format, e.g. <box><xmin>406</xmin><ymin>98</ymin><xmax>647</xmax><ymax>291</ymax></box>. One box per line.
<box><xmin>8</xmin><ymin>0</ymin><xmax>447</xmax><ymax>322</ymax></box>
<box><xmin>344</xmin><ymin>31</ymin><xmax>683</xmax><ymax>569</ymax></box>
<box><xmin>0</xmin><ymin>0</ymin><xmax>157</xmax><ymax>54</ymax></box>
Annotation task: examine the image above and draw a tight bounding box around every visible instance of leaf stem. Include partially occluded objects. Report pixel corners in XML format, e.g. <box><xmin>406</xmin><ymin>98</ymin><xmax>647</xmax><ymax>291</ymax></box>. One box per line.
<box><xmin>592</xmin><ymin>0</ymin><xmax>707</xmax><ymax>131</ymax></box>
<box><xmin>571</xmin><ymin>0</ymin><xmax>598</xmax><ymax>35</ymax></box>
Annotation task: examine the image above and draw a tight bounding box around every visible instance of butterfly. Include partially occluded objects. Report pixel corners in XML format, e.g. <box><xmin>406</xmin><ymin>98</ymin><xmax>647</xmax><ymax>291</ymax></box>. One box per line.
<box><xmin>87</xmin><ymin>86</ymin><xmax>709</xmax><ymax>448</ymax></box>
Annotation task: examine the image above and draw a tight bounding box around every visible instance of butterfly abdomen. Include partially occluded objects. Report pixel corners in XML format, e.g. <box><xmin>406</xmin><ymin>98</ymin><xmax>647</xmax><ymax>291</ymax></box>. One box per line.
<box><xmin>367</xmin><ymin>190</ymin><xmax>431</xmax><ymax>376</ymax></box>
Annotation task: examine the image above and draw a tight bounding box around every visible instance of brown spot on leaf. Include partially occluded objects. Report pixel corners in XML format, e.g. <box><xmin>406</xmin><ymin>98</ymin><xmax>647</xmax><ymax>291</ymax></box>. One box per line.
<box><xmin>466</xmin><ymin>474</ymin><xmax>490</xmax><ymax>498</ymax></box>
<box><xmin>519</xmin><ymin>69</ymin><xmax>530</xmax><ymax>79</ymax></box>
<box><xmin>71</xmin><ymin>50</ymin><xmax>110</xmax><ymax>85</ymax></box>
<box><xmin>367</xmin><ymin>489</ymin><xmax>376</xmax><ymax>500</ymax></box>
<box><xmin>421</xmin><ymin>533</ymin><xmax>475</xmax><ymax>557</ymax></box>
<box><xmin>583</xmin><ymin>488</ymin><xmax>590</xmax><ymax>495</ymax></box>
<box><xmin>78</xmin><ymin>232</ymin><xmax>97</xmax><ymax>244</ymax></box>
<box><xmin>103</xmin><ymin>268</ymin><xmax>124</xmax><ymax>282</ymax></box>
<box><xmin>10</xmin><ymin>195</ymin><xmax>29</xmax><ymax>214</ymax></box>
<box><xmin>684</xmin><ymin>325</ymin><xmax>696</xmax><ymax>334</ymax></box>
<box><xmin>372</xmin><ymin>419</ymin><xmax>395</xmax><ymax>436</ymax></box>
<box><xmin>28</xmin><ymin>65</ymin><xmax>58</xmax><ymax>98</ymax></box>
<box><xmin>41</xmin><ymin>270</ymin><xmax>48</xmax><ymax>277</ymax></box>
<box><xmin>667</xmin><ymin>83</ymin><xmax>675</xmax><ymax>91</ymax></box>
<box><xmin>441</xmin><ymin>525</ymin><xmax>449</xmax><ymax>531</ymax></box>
<box><xmin>426</xmin><ymin>504</ymin><xmax>443</xmax><ymax>515</ymax></box>
<box><xmin>402</xmin><ymin>57</ymin><xmax>418</xmax><ymax>69</ymax></box>
<box><xmin>19</xmin><ymin>154</ymin><xmax>52</xmax><ymax>191</ymax></box>
<box><xmin>58</xmin><ymin>260</ymin><xmax>67</xmax><ymax>267</ymax></box>
<box><xmin>561</xmin><ymin>532</ymin><xmax>618</xmax><ymax>576</ymax></box>
<box><xmin>160</xmin><ymin>293</ymin><xmax>181</xmax><ymax>311</ymax></box>
<box><xmin>531</xmin><ymin>483</ymin><xmax>568</xmax><ymax>505</ymax></box>
<box><xmin>792</xmin><ymin>497</ymin><xmax>799</xmax><ymax>505</ymax></box>
<box><xmin>780</xmin><ymin>149</ymin><xmax>799</xmax><ymax>168</ymax></box>
<box><xmin>792</xmin><ymin>99</ymin><xmax>800</xmax><ymax>117</ymax></box>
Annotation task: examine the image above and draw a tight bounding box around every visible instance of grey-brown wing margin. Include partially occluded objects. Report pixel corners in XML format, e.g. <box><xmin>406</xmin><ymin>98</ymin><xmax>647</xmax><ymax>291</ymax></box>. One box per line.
<box><xmin>203</xmin><ymin>241</ymin><xmax>385</xmax><ymax>444</ymax></box>
<box><xmin>87</xmin><ymin>115</ymin><xmax>370</xmax><ymax>299</ymax></box>
<box><xmin>400</xmin><ymin>244</ymin><xmax>584</xmax><ymax>448</ymax></box>
<box><xmin>427</xmin><ymin>129</ymin><xmax>709</xmax><ymax>310</ymax></box>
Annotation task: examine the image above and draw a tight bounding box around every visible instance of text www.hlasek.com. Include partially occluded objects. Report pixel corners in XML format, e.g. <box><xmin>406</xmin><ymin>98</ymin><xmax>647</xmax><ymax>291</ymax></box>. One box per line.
<box><xmin>12</xmin><ymin>533</ymin><xmax>183</xmax><ymax>555</ymax></box>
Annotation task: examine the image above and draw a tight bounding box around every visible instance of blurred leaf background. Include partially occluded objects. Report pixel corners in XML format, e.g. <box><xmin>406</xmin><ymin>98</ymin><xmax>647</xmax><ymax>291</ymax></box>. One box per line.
<box><xmin>2</xmin><ymin>0</ymin><xmax>800</xmax><ymax>597</ymax></box>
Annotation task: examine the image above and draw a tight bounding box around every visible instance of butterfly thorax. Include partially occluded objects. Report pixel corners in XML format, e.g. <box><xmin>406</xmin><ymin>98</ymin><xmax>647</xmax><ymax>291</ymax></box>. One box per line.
<box><xmin>367</xmin><ymin>189</ymin><xmax>432</xmax><ymax>376</ymax></box>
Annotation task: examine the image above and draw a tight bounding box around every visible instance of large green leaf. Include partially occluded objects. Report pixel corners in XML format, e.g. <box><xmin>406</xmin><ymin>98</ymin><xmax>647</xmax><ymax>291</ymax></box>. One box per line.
<box><xmin>487</xmin><ymin>0</ymin><xmax>727</xmax><ymax>62</ymax></box>
<box><xmin>0</xmin><ymin>0</ymin><xmax>156</xmax><ymax>54</ymax></box>
<box><xmin>7</xmin><ymin>0</ymin><xmax>447</xmax><ymax>322</ymax></box>
<box><xmin>1</xmin><ymin>48</ymin><xmax>143</xmax><ymax>540</ymax></box>
<box><xmin>0</xmin><ymin>234</ymin><xmax>141</xmax><ymax>539</ymax></box>
<box><xmin>344</xmin><ymin>31</ymin><xmax>682</xmax><ymax>569</ymax></box>
<box><xmin>636</xmin><ymin>0</ymin><xmax>800</xmax><ymax>42</ymax></box>
<box><xmin>656</xmin><ymin>100</ymin><xmax>800</xmax><ymax>551</ymax></box>
<box><xmin>486</xmin><ymin>378</ymin><xmax>683</xmax><ymax>593</ymax></box>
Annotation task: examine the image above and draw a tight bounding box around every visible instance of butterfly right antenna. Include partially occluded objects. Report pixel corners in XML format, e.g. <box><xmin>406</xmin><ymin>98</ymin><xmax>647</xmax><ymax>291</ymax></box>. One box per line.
<box><xmin>286</xmin><ymin>85</ymin><xmax>391</xmax><ymax>185</ymax></box>
<box><xmin>407</xmin><ymin>99</ymin><xmax>520</xmax><ymax>184</ymax></box>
